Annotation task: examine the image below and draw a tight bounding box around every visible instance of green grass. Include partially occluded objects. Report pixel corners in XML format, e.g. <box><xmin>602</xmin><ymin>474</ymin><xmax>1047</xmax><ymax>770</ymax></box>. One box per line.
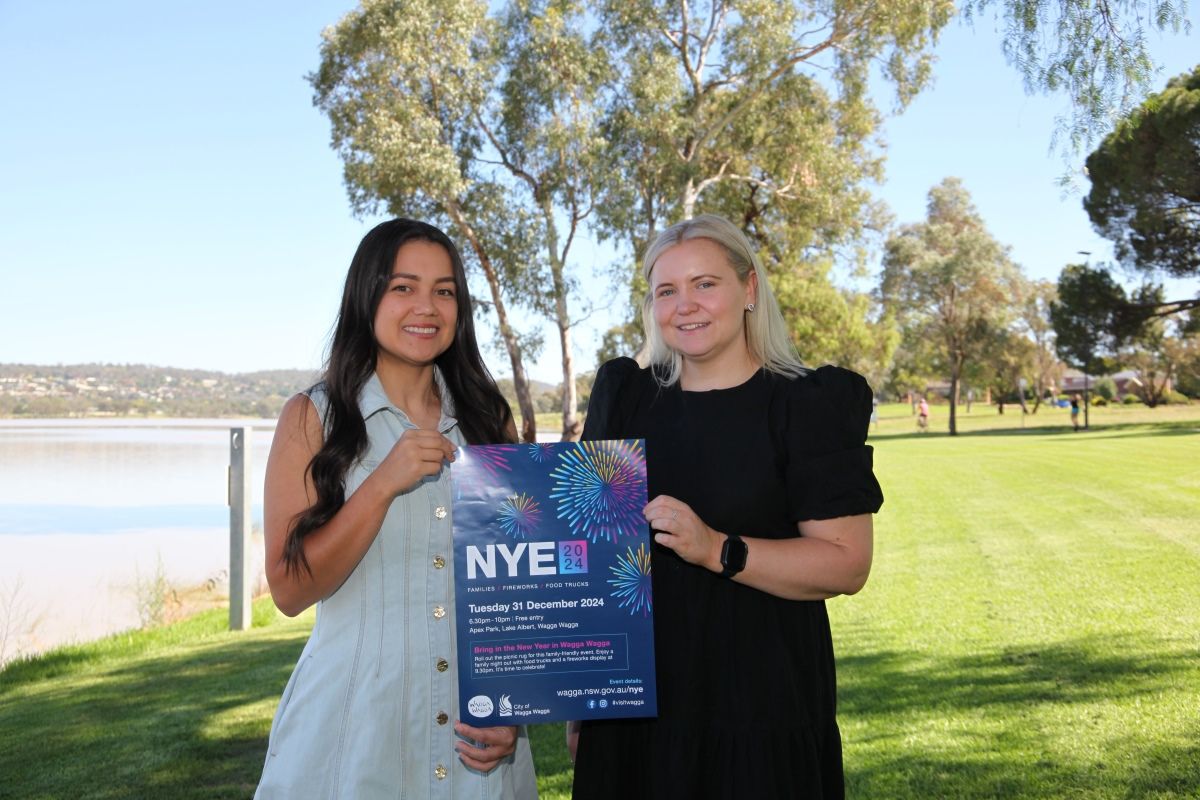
<box><xmin>842</xmin><ymin>405</ymin><xmax>1200</xmax><ymax>797</ymax></box>
<box><xmin>2</xmin><ymin>407</ymin><xmax>1197</xmax><ymax>798</ymax></box>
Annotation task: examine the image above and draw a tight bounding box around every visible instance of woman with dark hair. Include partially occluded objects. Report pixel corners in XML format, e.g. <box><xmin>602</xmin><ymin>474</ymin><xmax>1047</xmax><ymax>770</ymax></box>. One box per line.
<box><xmin>256</xmin><ymin>219</ymin><xmax>538</xmax><ymax>799</ymax></box>
<box><xmin>570</xmin><ymin>214</ymin><xmax>883</xmax><ymax>799</ymax></box>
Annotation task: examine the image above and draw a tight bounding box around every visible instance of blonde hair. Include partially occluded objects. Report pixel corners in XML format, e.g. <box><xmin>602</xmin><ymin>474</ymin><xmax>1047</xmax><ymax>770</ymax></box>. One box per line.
<box><xmin>640</xmin><ymin>214</ymin><xmax>805</xmax><ymax>386</ymax></box>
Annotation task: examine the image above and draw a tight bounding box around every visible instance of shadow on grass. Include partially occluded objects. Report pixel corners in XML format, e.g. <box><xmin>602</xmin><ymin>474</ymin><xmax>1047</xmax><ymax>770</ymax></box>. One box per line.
<box><xmin>839</xmin><ymin>633</ymin><xmax>1200</xmax><ymax>798</ymax></box>
<box><xmin>0</xmin><ymin>610</ymin><xmax>576</xmax><ymax>800</ymax></box>
<box><xmin>846</xmin><ymin>737</ymin><xmax>1200</xmax><ymax>799</ymax></box>
<box><xmin>0</xmin><ymin>613</ymin><xmax>307</xmax><ymax>800</ymax></box>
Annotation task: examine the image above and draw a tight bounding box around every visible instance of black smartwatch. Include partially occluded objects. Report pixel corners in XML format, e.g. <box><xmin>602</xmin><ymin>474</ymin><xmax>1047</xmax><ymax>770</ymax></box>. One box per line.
<box><xmin>718</xmin><ymin>534</ymin><xmax>748</xmax><ymax>578</ymax></box>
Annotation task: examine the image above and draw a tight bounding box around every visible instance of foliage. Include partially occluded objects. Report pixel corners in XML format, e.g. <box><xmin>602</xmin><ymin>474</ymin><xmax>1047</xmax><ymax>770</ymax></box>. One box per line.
<box><xmin>1092</xmin><ymin>375</ymin><xmax>1117</xmax><ymax>400</ymax></box>
<box><xmin>1123</xmin><ymin>392</ymin><xmax>1142</xmax><ymax>404</ymax></box>
<box><xmin>589</xmin><ymin>0</ymin><xmax>952</xmax><ymax>367</ymax></box>
<box><xmin>881</xmin><ymin>178</ymin><xmax>1021</xmax><ymax>434</ymax></box>
<box><xmin>1014</xmin><ymin>279</ymin><xmax>1061</xmax><ymax>412</ymax></box>
<box><xmin>1085</xmin><ymin>65</ymin><xmax>1200</xmax><ymax>283</ymax></box>
<box><xmin>1163</xmin><ymin>389</ymin><xmax>1191</xmax><ymax>404</ymax></box>
<box><xmin>1050</xmin><ymin>262</ymin><xmax>1131</xmax><ymax>375</ymax></box>
<box><xmin>965</xmin><ymin>0</ymin><xmax>1192</xmax><ymax>157</ymax></box>
<box><xmin>310</xmin><ymin>0</ymin><xmax>544</xmax><ymax>440</ymax></box>
<box><xmin>1119</xmin><ymin>314</ymin><xmax>1198</xmax><ymax>407</ymax></box>
<box><xmin>483</xmin><ymin>0</ymin><xmax>612</xmax><ymax>436</ymax></box>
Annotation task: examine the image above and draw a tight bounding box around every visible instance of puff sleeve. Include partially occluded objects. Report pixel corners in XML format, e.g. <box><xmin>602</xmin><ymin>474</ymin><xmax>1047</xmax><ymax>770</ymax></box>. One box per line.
<box><xmin>784</xmin><ymin>365</ymin><xmax>884</xmax><ymax>522</ymax></box>
<box><xmin>581</xmin><ymin>357</ymin><xmax>642</xmax><ymax>441</ymax></box>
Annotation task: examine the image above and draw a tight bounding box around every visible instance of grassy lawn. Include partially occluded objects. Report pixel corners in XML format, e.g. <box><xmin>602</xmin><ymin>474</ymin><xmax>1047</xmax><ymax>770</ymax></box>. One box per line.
<box><xmin>2</xmin><ymin>404</ymin><xmax>1197</xmax><ymax>798</ymax></box>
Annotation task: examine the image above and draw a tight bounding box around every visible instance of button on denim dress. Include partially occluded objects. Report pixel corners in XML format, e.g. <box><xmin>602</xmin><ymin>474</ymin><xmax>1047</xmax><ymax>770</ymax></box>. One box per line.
<box><xmin>256</xmin><ymin>373</ymin><xmax>538</xmax><ymax>799</ymax></box>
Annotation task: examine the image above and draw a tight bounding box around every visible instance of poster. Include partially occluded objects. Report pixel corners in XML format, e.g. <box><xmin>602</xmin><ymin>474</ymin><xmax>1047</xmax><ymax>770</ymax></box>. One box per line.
<box><xmin>451</xmin><ymin>440</ymin><xmax>657</xmax><ymax>726</ymax></box>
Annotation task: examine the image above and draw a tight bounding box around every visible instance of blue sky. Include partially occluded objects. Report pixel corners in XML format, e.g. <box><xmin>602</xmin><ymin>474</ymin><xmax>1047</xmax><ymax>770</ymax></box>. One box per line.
<box><xmin>1</xmin><ymin>2</ymin><xmax>1196</xmax><ymax>383</ymax></box>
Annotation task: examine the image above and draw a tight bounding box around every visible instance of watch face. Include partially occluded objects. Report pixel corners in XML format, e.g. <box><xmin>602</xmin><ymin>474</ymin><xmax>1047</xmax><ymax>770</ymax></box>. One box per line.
<box><xmin>722</xmin><ymin>536</ymin><xmax>748</xmax><ymax>573</ymax></box>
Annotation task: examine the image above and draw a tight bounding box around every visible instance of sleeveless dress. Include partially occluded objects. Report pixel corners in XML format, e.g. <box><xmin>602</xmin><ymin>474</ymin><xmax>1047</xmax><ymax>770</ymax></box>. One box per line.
<box><xmin>571</xmin><ymin>359</ymin><xmax>883</xmax><ymax>800</ymax></box>
<box><xmin>256</xmin><ymin>372</ymin><xmax>538</xmax><ymax>800</ymax></box>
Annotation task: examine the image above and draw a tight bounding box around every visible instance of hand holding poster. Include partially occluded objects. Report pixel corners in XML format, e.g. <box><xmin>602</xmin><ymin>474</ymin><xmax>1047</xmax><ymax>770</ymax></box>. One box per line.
<box><xmin>451</xmin><ymin>440</ymin><xmax>657</xmax><ymax>726</ymax></box>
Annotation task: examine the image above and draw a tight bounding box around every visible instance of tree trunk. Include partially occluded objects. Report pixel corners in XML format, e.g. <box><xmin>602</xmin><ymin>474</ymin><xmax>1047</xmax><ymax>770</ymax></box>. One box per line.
<box><xmin>446</xmin><ymin>201</ymin><xmax>538</xmax><ymax>442</ymax></box>
<box><xmin>948</xmin><ymin>367</ymin><xmax>959</xmax><ymax>436</ymax></box>
<box><xmin>680</xmin><ymin>179</ymin><xmax>698</xmax><ymax>220</ymax></box>
<box><xmin>540</xmin><ymin>199</ymin><xmax>579</xmax><ymax>441</ymax></box>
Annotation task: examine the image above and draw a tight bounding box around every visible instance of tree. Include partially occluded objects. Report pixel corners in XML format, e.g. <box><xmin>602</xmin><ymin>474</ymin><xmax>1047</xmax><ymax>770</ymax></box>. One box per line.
<box><xmin>881</xmin><ymin>178</ymin><xmax>1021</xmax><ymax>435</ymax></box>
<box><xmin>480</xmin><ymin>0</ymin><xmax>610</xmax><ymax>439</ymax></box>
<box><xmin>1084</xmin><ymin>64</ymin><xmax>1200</xmax><ymax>323</ymax></box>
<box><xmin>967</xmin><ymin>1</ymin><xmax>1192</xmax><ymax>156</ymax></box>
<box><xmin>1017</xmin><ymin>279</ymin><xmax>1063</xmax><ymax>412</ymax></box>
<box><xmin>1049</xmin><ymin>262</ymin><xmax>1133</xmax><ymax>427</ymax></box>
<box><xmin>973</xmin><ymin>326</ymin><xmax>1038</xmax><ymax>414</ymax></box>
<box><xmin>589</xmin><ymin>0</ymin><xmax>952</xmax><ymax>364</ymax></box>
<box><xmin>310</xmin><ymin>0</ymin><xmax>543</xmax><ymax>441</ymax></box>
<box><xmin>1117</xmin><ymin>291</ymin><xmax>1196</xmax><ymax>407</ymax></box>
<box><xmin>1173</xmin><ymin>313</ymin><xmax>1200</xmax><ymax>397</ymax></box>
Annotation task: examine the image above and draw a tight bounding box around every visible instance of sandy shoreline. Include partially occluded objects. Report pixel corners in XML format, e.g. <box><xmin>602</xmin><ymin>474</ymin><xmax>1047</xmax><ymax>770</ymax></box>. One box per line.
<box><xmin>0</xmin><ymin>529</ymin><xmax>266</xmax><ymax>665</ymax></box>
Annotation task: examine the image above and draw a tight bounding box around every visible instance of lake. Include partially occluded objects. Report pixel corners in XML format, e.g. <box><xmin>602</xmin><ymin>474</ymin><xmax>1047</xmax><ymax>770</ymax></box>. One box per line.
<box><xmin>0</xmin><ymin>419</ymin><xmax>276</xmax><ymax>664</ymax></box>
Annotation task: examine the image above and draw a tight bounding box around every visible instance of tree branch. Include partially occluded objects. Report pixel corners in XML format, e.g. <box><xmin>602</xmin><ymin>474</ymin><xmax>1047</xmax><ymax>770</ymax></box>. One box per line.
<box><xmin>472</xmin><ymin>110</ymin><xmax>540</xmax><ymax>194</ymax></box>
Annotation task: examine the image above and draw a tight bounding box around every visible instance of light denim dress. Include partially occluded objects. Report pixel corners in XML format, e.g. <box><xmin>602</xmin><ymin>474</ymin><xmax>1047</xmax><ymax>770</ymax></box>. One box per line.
<box><xmin>256</xmin><ymin>373</ymin><xmax>538</xmax><ymax>799</ymax></box>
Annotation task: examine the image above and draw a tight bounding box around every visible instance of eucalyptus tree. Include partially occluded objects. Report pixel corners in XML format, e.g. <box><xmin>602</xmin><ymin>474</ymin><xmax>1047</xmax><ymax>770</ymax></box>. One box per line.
<box><xmin>479</xmin><ymin>0</ymin><xmax>610</xmax><ymax>439</ymax></box>
<box><xmin>310</xmin><ymin>0</ymin><xmax>543</xmax><ymax>441</ymax></box>
<box><xmin>881</xmin><ymin>179</ymin><xmax>1022</xmax><ymax>435</ymax></box>
<box><xmin>975</xmin><ymin>329</ymin><xmax>1038</xmax><ymax>414</ymax></box>
<box><xmin>1018</xmin><ymin>279</ymin><xmax>1062</xmax><ymax>412</ymax></box>
<box><xmin>591</xmin><ymin>0</ymin><xmax>953</xmax><ymax>363</ymax></box>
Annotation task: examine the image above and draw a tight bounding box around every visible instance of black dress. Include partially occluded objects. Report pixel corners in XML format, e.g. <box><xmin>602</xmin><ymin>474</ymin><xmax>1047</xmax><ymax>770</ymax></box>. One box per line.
<box><xmin>572</xmin><ymin>359</ymin><xmax>884</xmax><ymax>800</ymax></box>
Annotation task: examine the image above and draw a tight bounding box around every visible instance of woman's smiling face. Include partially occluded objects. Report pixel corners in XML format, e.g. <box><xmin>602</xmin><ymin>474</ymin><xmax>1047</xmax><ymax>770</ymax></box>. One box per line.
<box><xmin>649</xmin><ymin>237</ymin><xmax>757</xmax><ymax>370</ymax></box>
<box><xmin>372</xmin><ymin>239</ymin><xmax>458</xmax><ymax>371</ymax></box>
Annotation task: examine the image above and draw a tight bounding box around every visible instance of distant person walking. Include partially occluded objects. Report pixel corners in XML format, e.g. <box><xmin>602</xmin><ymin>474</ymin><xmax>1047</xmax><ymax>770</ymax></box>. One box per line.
<box><xmin>254</xmin><ymin>219</ymin><xmax>537</xmax><ymax>799</ymax></box>
<box><xmin>1070</xmin><ymin>395</ymin><xmax>1081</xmax><ymax>431</ymax></box>
<box><xmin>917</xmin><ymin>397</ymin><xmax>930</xmax><ymax>432</ymax></box>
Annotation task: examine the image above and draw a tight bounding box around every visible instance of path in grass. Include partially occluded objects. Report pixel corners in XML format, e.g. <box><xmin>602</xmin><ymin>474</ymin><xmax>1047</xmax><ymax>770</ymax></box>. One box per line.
<box><xmin>836</xmin><ymin>421</ymin><xmax>1200</xmax><ymax>798</ymax></box>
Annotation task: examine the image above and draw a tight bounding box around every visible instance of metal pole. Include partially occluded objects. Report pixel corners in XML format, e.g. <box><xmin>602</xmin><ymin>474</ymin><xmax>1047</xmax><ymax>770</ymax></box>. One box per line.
<box><xmin>228</xmin><ymin>427</ymin><xmax>253</xmax><ymax>631</ymax></box>
<box><xmin>1084</xmin><ymin>372</ymin><xmax>1091</xmax><ymax>430</ymax></box>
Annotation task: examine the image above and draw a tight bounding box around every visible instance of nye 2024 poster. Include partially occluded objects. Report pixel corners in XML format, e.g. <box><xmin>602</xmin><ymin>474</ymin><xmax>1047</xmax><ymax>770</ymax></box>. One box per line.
<box><xmin>451</xmin><ymin>440</ymin><xmax>657</xmax><ymax>726</ymax></box>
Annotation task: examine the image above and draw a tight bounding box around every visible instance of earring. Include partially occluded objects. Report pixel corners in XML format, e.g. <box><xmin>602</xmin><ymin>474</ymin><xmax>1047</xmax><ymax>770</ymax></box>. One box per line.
<box><xmin>746</xmin><ymin>303</ymin><xmax>755</xmax><ymax>312</ymax></box>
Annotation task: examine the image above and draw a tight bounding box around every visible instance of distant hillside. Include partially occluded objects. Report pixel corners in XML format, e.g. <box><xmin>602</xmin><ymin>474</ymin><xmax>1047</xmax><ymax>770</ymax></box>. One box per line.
<box><xmin>0</xmin><ymin>363</ymin><xmax>318</xmax><ymax>418</ymax></box>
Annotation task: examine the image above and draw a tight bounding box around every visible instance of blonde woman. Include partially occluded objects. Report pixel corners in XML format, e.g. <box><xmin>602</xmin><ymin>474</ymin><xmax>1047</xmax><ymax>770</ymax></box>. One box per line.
<box><xmin>571</xmin><ymin>215</ymin><xmax>883</xmax><ymax>799</ymax></box>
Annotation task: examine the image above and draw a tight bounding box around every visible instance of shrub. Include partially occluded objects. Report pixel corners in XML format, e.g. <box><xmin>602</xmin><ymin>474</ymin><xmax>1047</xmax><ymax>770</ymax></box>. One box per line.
<box><xmin>1091</xmin><ymin>395</ymin><xmax>1107</xmax><ymax>406</ymax></box>
<box><xmin>1122</xmin><ymin>394</ymin><xmax>1142</xmax><ymax>405</ymax></box>
<box><xmin>1163</xmin><ymin>390</ymin><xmax>1191</xmax><ymax>405</ymax></box>
<box><xmin>1092</xmin><ymin>376</ymin><xmax>1117</xmax><ymax>401</ymax></box>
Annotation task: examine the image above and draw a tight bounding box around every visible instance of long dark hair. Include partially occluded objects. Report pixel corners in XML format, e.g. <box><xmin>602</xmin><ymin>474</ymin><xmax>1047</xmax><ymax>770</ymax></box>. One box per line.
<box><xmin>282</xmin><ymin>218</ymin><xmax>514</xmax><ymax>577</ymax></box>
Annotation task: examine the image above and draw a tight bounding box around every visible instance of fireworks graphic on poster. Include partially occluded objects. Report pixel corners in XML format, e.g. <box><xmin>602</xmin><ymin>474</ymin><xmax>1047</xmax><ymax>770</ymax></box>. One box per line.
<box><xmin>608</xmin><ymin>543</ymin><xmax>652</xmax><ymax>616</ymax></box>
<box><xmin>527</xmin><ymin>442</ymin><xmax>554</xmax><ymax>463</ymax></box>
<box><xmin>470</xmin><ymin>445</ymin><xmax>519</xmax><ymax>478</ymax></box>
<box><xmin>496</xmin><ymin>492</ymin><xmax>541</xmax><ymax>539</ymax></box>
<box><xmin>548</xmin><ymin>440</ymin><xmax>646</xmax><ymax>543</ymax></box>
